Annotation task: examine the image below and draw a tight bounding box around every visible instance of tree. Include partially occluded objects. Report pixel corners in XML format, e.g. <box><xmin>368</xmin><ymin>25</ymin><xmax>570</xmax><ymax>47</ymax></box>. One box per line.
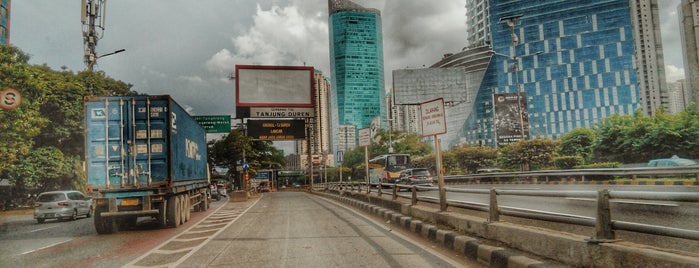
<box><xmin>499</xmin><ymin>139</ymin><xmax>560</xmax><ymax>171</ymax></box>
<box><xmin>558</xmin><ymin>128</ymin><xmax>595</xmax><ymax>163</ymax></box>
<box><xmin>451</xmin><ymin>144</ymin><xmax>498</xmax><ymax>174</ymax></box>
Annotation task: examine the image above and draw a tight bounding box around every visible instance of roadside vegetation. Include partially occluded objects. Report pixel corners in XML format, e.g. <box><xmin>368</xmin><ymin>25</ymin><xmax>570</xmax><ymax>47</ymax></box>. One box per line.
<box><xmin>0</xmin><ymin>46</ymin><xmax>282</xmax><ymax>209</ymax></box>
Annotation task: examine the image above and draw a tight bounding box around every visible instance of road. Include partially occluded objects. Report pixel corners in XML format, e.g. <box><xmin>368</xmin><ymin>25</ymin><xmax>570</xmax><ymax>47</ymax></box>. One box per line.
<box><xmin>1</xmin><ymin>192</ymin><xmax>479</xmax><ymax>267</ymax></box>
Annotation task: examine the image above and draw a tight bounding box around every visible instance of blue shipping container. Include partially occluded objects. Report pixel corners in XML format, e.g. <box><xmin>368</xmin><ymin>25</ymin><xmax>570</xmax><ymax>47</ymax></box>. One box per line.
<box><xmin>85</xmin><ymin>95</ymin><xmax>208</xmax><ymax>192</ymax></box>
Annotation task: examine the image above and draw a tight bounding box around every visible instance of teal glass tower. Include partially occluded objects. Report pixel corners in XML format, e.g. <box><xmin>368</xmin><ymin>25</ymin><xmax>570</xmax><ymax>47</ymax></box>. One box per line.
<box><xmin>0</xmin><ymin>0</ymin><xmax>9</xmax><ymax>45</ymax></box>
<box><xmin>328</xmin><ymin>0</ymin><xmax>386</xmax><ymax>133</ymax></box>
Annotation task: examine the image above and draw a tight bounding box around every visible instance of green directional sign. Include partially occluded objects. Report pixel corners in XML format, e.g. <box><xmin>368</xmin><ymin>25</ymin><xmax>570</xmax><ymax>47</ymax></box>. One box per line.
<box><xmin>193</xmin><ymin>115</ymin><xmax>231</xmax><ymax>133</ymax></box>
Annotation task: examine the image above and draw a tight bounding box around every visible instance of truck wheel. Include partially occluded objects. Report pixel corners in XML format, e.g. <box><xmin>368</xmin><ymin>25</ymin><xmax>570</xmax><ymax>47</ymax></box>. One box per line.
<box><xmin>156</xmin><ymin>202</ymin><xmax>167</xmax><ymax>228</ymax></box>
<box><xmin>180</xmin><ymin>195</ymin><xmax>187</xmax><ymax>225</ymax></box>
<box><xmin>184</xmin><ymin>194</ymin><xmax>191</xmax><ymax>222</ymax></box>
<box><xmin>198</xmin><ymin>191</ymin><xmax>208</xmax><ymax>211</ymax></box>
<box><xmin>166</xmin><ymin>195</ymin><xmax>180</xmax><ymax>228</ymax></box>
<box><xmin>94</xmin><ymin>206</ymin><xmax>117</xmax><ymax>234</ymax></box>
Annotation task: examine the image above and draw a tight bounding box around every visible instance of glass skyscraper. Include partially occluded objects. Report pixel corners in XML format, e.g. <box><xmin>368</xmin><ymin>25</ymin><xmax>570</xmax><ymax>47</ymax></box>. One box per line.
<box><xmin>463</xmin><ymin>0</ymin><xmax>641</xmax><ymax>146</ymax></box>
<box><xmin>328</xmin><ymin>0</ymin><xmax>386</xmax><ymax>152</ymax></box>
<box><xmin>0</xmin><ymin>0</ymin><xmax>9</xmax><ymax>45</ymax></box>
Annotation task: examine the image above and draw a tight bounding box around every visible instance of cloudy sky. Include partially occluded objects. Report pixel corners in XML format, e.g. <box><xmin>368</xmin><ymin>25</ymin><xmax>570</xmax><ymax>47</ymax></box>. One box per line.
<box><xmin>11</xmin><ymin>0</ymin><xmax>686</xmax><ymax>118</ymax></box>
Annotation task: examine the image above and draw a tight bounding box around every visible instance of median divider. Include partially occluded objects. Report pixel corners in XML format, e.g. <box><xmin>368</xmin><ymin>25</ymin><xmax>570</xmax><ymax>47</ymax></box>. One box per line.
<box><xmin>315</xmin><ymin>190</ymin><xmax>699</xmax><ymax>267</ymax></box>
<box><xmin>315</xmin><ymin>191</ymin><xmax>564</xmax><ymax>267</ymax></box>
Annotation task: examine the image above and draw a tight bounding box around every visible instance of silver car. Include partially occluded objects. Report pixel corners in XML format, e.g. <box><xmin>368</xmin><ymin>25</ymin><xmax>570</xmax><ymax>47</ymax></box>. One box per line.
<box><xmin>34</xmin><ymin>190</ymin><xmax>92</xmax><ymax>223</ymax></box>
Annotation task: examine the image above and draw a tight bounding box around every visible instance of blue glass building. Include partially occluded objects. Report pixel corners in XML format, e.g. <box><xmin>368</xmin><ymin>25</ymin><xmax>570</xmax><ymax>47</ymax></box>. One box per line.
<box><xmin>328</xmin><ymin>0</ymin><xmax>386</xmax><ymax>138</ymax></box>
<box><xmin>465</xmin><ymin>0</ymin><xmax>640</xmax><ymax>146</ymax></box>
<box><xmin>0</xmin><ymin>0</ymin><xmax>9</xmax><ymax>45</ymax></box>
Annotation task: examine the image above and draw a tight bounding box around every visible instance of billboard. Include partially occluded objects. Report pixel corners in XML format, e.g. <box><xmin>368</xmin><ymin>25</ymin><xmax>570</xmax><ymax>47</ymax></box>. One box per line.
<box><xmin>235</xmin><ymin>65</ymin><xmax>314</xmax><ymax>118</ymax></box>
<box><xmin>392</xmin><ymin>67</ymin><xmax>471</xmax><ymax>105</ymax></box>
<box><xmin>493</xmin><ymin>93</ymin><xmax>529</xmax><ymax>146</ymax></box>
<box><xmin>247</xmin><ymin>119</ymin><xmax>306</xmax><ymax>140</ymax></box>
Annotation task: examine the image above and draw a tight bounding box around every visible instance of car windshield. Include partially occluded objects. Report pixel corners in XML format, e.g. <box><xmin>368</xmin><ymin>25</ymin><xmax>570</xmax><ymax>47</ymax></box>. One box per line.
<box><xmin>412</xmin><ymin>169</ymin><xmax>430</xmax><ymax>176</ymax></box>
<box><xmin>37</xmin><ymin>193</ymin><xmax>66</xmax><ymax>202</ymax></box>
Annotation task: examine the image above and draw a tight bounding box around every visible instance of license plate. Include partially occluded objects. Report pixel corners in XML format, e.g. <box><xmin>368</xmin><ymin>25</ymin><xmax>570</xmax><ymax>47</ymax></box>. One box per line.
<box><xmin>44</xmin><ymin>213</ymin><xmax>55</xmax><ymax>218</ymax></box>
<box><xmin>121</xmin><ymin>199</ymin><xmax>139</xmax><ymax>206</ymax></box>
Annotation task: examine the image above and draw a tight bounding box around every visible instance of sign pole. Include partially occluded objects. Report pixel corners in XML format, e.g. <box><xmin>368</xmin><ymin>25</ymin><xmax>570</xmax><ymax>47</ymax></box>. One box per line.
<box><xmin>435</xmin><ymin>137</ymin><xmax>446</xmax><ymax>211</ymax></box>
<box><xmin>365</xmin><ymin>145</ymin><xmax>370</xmax><ymax>194</ymax></box>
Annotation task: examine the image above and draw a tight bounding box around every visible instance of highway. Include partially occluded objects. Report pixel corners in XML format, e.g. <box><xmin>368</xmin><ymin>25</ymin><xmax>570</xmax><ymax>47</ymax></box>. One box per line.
<box><xmin>0</xmin><ymin>193</ymin><xmax>478</xmax><ymax>268</ymax></box>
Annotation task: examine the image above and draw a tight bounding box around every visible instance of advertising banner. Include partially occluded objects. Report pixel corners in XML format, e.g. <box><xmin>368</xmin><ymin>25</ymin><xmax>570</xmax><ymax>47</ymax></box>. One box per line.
<box><xmin>493</xmin><ymin>93</ymin><xmax>529</xmax><ymax>146</ymax></box>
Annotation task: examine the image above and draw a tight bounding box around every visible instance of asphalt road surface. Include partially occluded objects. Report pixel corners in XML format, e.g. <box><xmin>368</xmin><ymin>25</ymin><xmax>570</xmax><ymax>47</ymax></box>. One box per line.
<box><xmin>175</xmin><ymin>192</ymin><xmax>475</xmax><ymax>267</ymax></box>
<box><xmin>1</xmin><ymin>193</ymin><xmax>480</xmax><ymax>267</ymax></box>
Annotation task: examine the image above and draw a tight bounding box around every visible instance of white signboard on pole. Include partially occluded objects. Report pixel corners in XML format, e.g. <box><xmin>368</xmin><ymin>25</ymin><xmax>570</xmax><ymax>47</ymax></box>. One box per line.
<box><xmin>358</xmin><ymin>128</ymin><xmax>372</xmax><ymax>147</ymax></box>
<box><xmin>420</xmin><ymin>98</ymin><xmax>447</xmax><ymax>137</ymax></box>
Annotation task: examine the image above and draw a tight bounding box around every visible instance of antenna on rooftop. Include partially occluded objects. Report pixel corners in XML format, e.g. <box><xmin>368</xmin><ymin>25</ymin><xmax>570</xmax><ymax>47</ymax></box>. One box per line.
<box><xmin>82</xmin><ymin>0</ymin><xmax>107</xmax><ymax>71</ymax></box>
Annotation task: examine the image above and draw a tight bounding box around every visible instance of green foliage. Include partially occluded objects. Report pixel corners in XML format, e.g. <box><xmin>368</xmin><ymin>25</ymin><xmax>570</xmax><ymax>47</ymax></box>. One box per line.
<box><xmin>451</xmin><ymin>144</ymin><xmax>498</xmax><ymax>173</ymax></box>
<box><xmin>592</xmin><ymin>109</ymin><xmax>699</xmax><ymax>163</ymax></box>
<box><xmin>0</xmin><ymin>45</ymin><xmax>136</xmax><ymax>198</ymax></box>
<box><xmin>498</xmin><ymin>139</ymin><xmax>560</xmax><ymax>171</ymax></box>
<box><xmin>559</xmin><ymin>128</ymin><xmax>595</xmax><ymax>163</ymax></box>
<box><xmin>7</xmin><ymin>147</ymin><xmax>76</xmax><ymax>193</ymax></box>
<box><xmin>554</xmin><ymin>155</ymin><xmax>582</xmax><ymax>169</ymax></box>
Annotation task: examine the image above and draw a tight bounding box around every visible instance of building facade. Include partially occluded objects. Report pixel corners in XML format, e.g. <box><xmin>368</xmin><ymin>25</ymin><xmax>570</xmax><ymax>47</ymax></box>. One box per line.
<box><xmin>465</xmin><ymin>0</ymin><xmax>490</xmax><ymax>48</ymax></box>
<box><xmin>679</xmin><ymin>0</ymin><xmax>699</xmax><ymax>112</ymax></box>
<box><xmin>293</xmin><ymin>70</ymin><xmax>334</xmax><ymax>168</ymax></box>
<box><xmin>328</xmin><ymin>0</ymin><xmax>386</xmax><ymax>155</ymax></box>
<box><xmin>0</xmin><ymin>0</ymin><xmax>9</xmax><ymax>45</ymax></box>
<box><xmin>462</xmin><ymin>0</ymin><xmax>641</xmax><ymax>146</ymax></box>
<box><xmin>629</xmin><ymin>0</ymin><xmax>670</xmax><ymax>116</ymax></box>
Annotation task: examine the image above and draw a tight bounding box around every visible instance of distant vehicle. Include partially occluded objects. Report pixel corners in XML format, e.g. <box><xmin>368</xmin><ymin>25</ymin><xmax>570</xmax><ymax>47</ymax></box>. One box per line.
<box><xmin>648</xmin><ymin>155</ymin><xmax>698</xmax><ymax>167</ymax></box>
<box><xmin>476</xmin><ymin>168</ymin><xmax>503</xmax><ymax>174</ymax></box>
<box><xmin>292</xmin><ymin>182</ymin><xmax>301</xmax><ymax>188</ymax></box>
<box><xmin>257</xmin><ymin>181</ymin><xmax>270</xmax><ymax>192</ymax></box>
<box><xmin>34</xmin><ymin>190</ymin><xmax>92</xmax><ymax>223</ymax></box>
<box><xmin>368</xmin><ymin>154</ymin><xmax>411</xmax><ymax>184</ymax></box>
<box><xmin>209</xmin><ymin>183</ymin><xmax>221</xmax><ymax>201</ymax></box>
<box><xmin>395</xmin><ymin>168</ymin><xmax>434</xmax><ymax>190</ymax></box>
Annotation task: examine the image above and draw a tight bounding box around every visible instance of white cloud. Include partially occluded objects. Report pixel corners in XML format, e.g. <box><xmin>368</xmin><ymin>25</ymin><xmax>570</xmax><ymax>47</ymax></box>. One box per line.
<box><xmin>665</xmin><ymin>64</ymin><xmax>685</xmax><ymax>83</ymax></box>
<box><xmin>207</xmin><ymin>4</ymin><xmax>330</xmax><ymax>76</ymax></box>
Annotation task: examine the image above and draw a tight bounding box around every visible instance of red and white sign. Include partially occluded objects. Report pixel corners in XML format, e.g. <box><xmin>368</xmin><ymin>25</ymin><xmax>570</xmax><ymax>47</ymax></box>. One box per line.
<box><xmin>0</xmin><ymin>88</ymin><xmax>22</xmax><ymax>110</ymax></box>
<box><xmin>420</xmin><ymin>98</ymin><xmax>446</xmax><ymax>137</ymax></box>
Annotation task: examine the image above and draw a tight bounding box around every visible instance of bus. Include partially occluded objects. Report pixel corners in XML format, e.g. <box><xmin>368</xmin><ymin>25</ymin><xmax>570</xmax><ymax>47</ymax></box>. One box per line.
<box><xmin>368</xmin><ymin>154</ymin><xmax>411</xmax><ymax>184</ymax></box>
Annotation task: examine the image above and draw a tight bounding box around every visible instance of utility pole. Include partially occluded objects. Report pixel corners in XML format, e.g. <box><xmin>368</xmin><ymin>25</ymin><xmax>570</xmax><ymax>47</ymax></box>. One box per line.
<box><xmin>81</xmin><ymin>0</ymin><xmax>106</xmax><ymax>71</ymax></box>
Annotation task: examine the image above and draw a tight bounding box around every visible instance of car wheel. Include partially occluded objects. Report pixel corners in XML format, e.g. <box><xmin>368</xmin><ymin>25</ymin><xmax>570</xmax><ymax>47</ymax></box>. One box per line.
<box><xmin>71</xmin><ymin>210</ymin><xmax>78</xmax><ymax>221</ymax></box>
<box><xmin>37</xmin><ymin>218</ymin><xmax>45</xmax><ymax>224</ymax></box>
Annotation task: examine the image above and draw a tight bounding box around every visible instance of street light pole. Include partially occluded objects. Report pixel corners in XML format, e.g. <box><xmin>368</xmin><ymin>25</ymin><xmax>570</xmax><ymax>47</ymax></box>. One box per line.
<box><xmin>506</xmin><ymin>16</ymin><xmax>526</xmax><ymax>140</ymax></box>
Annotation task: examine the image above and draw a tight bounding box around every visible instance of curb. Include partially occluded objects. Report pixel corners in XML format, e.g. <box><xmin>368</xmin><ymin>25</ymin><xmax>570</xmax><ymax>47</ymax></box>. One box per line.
<box><xmin>321</xmin><ymin>192</ymin><xmax>565</xmax><ymax>268</ymax></box>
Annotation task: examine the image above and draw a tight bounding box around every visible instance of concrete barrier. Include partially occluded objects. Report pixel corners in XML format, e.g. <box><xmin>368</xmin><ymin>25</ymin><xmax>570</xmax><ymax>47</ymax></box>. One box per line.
<box><xmin>316</xmin><ymin>191</ymin><xmax>699</xmax><ymax>267</ymax></box>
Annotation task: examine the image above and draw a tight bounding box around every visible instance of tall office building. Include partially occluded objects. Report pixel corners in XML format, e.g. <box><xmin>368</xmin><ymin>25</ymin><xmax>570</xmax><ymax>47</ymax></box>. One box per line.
<box><xmin>463</xmin><ymin>0</ymin><xmax>641</xmax><ymax>146</ymax></box>
<box><xmin>465</xmin><ymin>0</ymin><xmax>490</xmax><ymax>48</ymax></box>
<box><xmin>328</xmin><ymin>0</ymin><xmax>386</xmax><ymax>154</ymax></box>
<box><xmin>295</xmin><ymin>70</ymin><xmax>334</xmax><ymax>168</ymax></box>
<box><xmin>679</xmin><ymin>0</ymin><xmax>699</xmax><ymax>112</ymax></box>
<box><xmin>0</xmin><ymin>0</ymin><xmax>9</xmax><ymax>45</ymax></box>
<box><xmin>630</xmin><ymin>0</ymin><xmax>669</xmax><ymax>116</ymax></box>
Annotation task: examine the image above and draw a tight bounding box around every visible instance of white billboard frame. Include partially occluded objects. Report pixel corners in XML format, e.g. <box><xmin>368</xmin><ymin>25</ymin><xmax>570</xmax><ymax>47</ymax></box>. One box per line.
<box><xmin>235</xmin><ymin>65</ymin><xmax>314</xmax><ymax>108</ymax></box>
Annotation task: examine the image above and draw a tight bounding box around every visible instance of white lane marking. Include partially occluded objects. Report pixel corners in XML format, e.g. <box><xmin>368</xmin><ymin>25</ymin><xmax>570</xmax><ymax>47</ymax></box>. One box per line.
<box><xmin>29</xmin><ymin>225</ymin><xmax>60</xmax><ymax>233</ymax></box>
<box><xmin>124</xmin><ymin>197</ymin><xmax>261</xmax><ymax>268</ymax></box>
<box><xmin>20</xmin><ymin>238</ymin><xmax>74</xmax><ymax>255</ymax></box>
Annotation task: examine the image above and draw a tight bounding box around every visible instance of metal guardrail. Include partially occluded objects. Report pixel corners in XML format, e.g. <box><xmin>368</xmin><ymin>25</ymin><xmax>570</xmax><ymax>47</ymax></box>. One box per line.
<box><xmin>316</xmin><ymin>169</ymin><xmax>699</xmax><ymax>242</ymax></box>
<box><xmin>443</xmin><ymin>166</ymin><xmax>699</xmax><ymax>183</ymax></box>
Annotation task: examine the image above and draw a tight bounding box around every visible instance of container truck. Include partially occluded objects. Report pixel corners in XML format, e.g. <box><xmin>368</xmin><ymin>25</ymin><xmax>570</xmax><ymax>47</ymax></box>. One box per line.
<box><xmin>84</xmin><ymin>95</ymin><xmax>210</xmax><ymax>234</ymax></box>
